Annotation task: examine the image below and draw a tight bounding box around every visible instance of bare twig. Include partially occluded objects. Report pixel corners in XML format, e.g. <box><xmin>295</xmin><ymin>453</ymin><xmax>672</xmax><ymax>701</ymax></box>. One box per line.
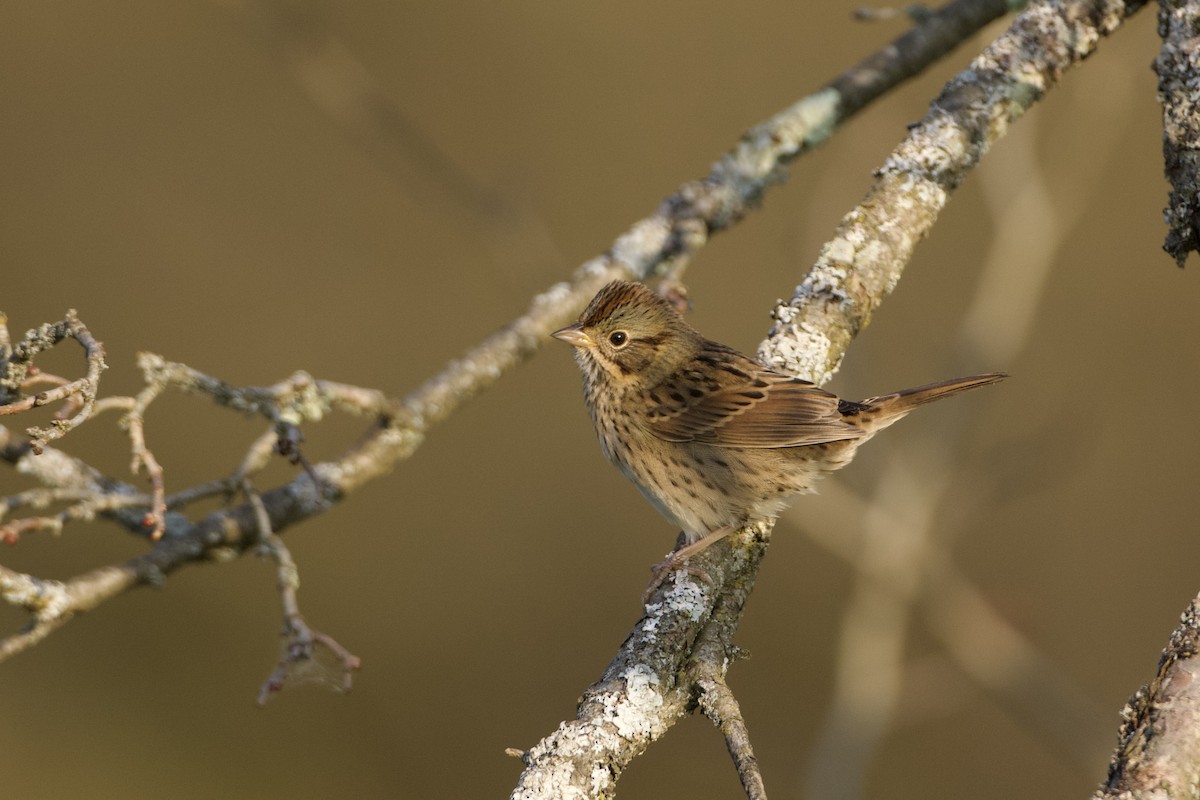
<box><xmin>0</xmin><ymin>310</ymin><xmax>108</xmax><ymax>453</ymax></box>
<box><xmin>96</xmin><ymin>393</ymin><xmax>170</xmax><ymax>540</ymax></box>
<box><xmin>245</xmin><ymin>484</ymin><xmax>360</xmax><ymax>705</ymax></box>
<box><xmin>696</xmin><ymin>676</ymin><xmax>767</xmax><ymax>800</ymax></box>
<box><xmin>0</xmin><ymin>488</ymin><xmax>152</xmax><ymax>543</ymax></box>
<box><xmin>691</xmin><ymin>616</ymin><xmax>767</xmax><ymax>800</ymax></box>
<box><xmin>1</xmin><ymin>426</ymin><xmax>165</xmax><ymax>538</ymax></box>
<box><xmin>0</xmin><ymin>561</ymin><xmax>137</xmax><ymax>661</ymax></box>
<box><xmin>854</xmin><ymin>5</ymin><xmax>938</xmax><ymax>23</ymax></box>
<box><xmin>0</xmin><ymin>363</ymin><xmax>402</xmax><ymax>658</ymax></box>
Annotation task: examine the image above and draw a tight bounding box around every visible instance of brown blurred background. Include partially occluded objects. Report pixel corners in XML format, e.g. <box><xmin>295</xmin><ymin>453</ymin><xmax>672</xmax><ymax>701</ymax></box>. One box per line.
<box><xmin>1</xmin><ymin>3</ymin><xmax>1194</xmax><ymax>799</ymax></box>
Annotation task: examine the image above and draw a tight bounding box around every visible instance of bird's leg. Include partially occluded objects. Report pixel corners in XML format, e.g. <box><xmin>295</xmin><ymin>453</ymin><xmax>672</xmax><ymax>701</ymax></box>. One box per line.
<box><xmin>643</xmin><ymin>526</ymin><xmax>735</xmax><ymax>602</ymax></box>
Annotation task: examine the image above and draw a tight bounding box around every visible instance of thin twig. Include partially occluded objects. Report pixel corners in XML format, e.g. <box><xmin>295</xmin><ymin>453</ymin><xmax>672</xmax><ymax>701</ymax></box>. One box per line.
<box><xmin>696</xmin><ymin>676</ymin><xmax>767</xmax><ymax>800</ymax></box>
<box><xmin>0</xmin><ymin>310</ymin><xmax>108</xmax><ymax>453</ymax></box>
<box><xmin>0</xmin><ymin>365</ymin><xmax>400</xmax><ymax>655</ymax></box>
<box><xmin>0</xmin><ymin>490</ymin><xmax>153</xmax><ymax>543</ymax></box>
<box><xmin>245</xmin><ymin>483</ymin><xmax>360</xmax><ymax>705</ymax></box>
<box><xmin>0</xmin><ymin>561</ymin><xmax>137</xmax><ymax>661</ymax></box>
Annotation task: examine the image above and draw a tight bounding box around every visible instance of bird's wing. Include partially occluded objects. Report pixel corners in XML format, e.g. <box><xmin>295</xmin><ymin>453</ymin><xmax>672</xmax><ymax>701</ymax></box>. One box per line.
<box><xmin>640</xmin><ymin>347</ymin><xmax>864</xmax><ymax>448</ymax></box>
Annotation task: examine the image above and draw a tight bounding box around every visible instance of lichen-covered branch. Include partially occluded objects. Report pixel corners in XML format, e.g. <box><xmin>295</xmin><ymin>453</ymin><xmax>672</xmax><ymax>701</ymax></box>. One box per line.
<box><xmin>760</xmin><ymin>0</ymin><xmax>1149</xmax><ymax>384</ymax></box>
<box><xmin>695</xmin><ymin>676</ymin><xmax>766</xmax><ymax>800</ymax></box>
<box><xmin>1093</xmin><ymin>592</ymin><xmax>1200</xmax><ymax>799</ymax></box>
<box><xmin>1155</xmin><ymin>0</ymin><xmax>1200</xmax><ymax>266</ymax></box>
<box><xmin>690</xmin><ymin>592</ymin><xmax>766</xmax><ymax>800</ymax></box>
<box><xmin>0</xmin><ymin>559</ymin><xmax>137</xmax><ymax>661</ymax></box>
<box><xmin>510</xmin><ymin>526</ymin><xmax>768</xmax><ymax>799</ymax></box>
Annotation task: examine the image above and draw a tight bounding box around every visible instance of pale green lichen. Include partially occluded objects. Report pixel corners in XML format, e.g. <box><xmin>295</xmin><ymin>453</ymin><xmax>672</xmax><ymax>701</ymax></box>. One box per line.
<box><xmin>603</xmin><ymin>664</ymin><xmax>665</xmax><ymax>740</ymax></box>
<box><xmin>757</xmin><ymin>326</ymin><xmax>838</xmax><ymax>386</ymax></box>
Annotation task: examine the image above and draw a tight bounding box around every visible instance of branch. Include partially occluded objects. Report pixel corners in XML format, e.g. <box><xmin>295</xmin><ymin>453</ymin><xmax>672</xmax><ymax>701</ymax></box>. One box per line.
<box><xmin>246</xmin><ymin>484</ymin><xmax>360</xmax><ymax>706</ymax></box>
<box><xmin>0</xmin><ymin>310</ymin><xmax>107</xmax><ymax>453</ymax></box>
<box><xmin>1094</xmin><ymin>592</ymin><xmax>1200</xmax><ymax>798</ymax></box>
<box><xmin>510</xmin><ymin>525</ymin><xmax>769</xmax><ymax>799</ymax></box>
<box><xmin>1155</xmin><ymin>0</ymin><xmax>1200</xmax><ymax>266</ymax></box>
<box><xmin>760</xmin><ymin>0</ymin><xmax>1149</xmax><ymax>382</ymax></box>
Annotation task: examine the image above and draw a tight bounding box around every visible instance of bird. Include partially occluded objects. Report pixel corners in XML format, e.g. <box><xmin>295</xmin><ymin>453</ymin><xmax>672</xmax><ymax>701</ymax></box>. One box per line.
<box><xmin>552</xmin><ymin>280</ymin><xmax>1005</xmax><ymax>599</ymax></box>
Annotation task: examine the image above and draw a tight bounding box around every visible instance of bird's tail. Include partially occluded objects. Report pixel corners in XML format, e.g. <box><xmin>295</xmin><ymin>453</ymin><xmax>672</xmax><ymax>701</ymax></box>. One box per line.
<box><xmin>851</xmin><ymin>372</ymin><xmax>1007</xmax><ymax>430</ymax></box>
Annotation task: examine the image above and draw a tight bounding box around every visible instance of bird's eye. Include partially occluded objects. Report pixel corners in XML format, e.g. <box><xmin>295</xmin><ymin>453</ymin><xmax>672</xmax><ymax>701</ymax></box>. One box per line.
<box><xmin>608</xmin><ymin>331</ymin><xmax>629</xmax><ymax>347</ymax></box>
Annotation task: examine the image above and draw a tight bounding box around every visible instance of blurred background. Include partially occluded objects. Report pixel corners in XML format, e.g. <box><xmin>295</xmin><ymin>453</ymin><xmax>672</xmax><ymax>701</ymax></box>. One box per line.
<box><xmin>1</xmin><ymin>3</ymin><xmax>1192</xmax><ymax>799</ymax></box>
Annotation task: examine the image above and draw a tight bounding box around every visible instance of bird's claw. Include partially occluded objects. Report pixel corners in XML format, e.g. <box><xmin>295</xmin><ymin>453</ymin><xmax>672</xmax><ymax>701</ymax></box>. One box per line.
<box><xmin>642</xmin><ymin>553</ymin><xmax>713</xmax><ymax>603</ymax></box>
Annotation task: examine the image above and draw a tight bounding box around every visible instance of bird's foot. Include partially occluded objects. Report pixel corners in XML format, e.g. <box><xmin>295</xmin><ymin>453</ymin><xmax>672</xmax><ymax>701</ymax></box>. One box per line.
<box><xmin>643</xmin><ymin>555</ymin><xmax>712</xmax><ymax>603</ymax></box>
<box><xmin>641</xmin><ymin>526</ymin><xmax>735</xmax><ymax>603</ymax></box>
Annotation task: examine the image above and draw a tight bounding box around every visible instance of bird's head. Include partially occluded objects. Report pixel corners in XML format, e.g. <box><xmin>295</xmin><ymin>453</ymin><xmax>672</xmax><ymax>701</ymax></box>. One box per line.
<box><xmin>552</xmin><ymin>281</ymin><xmax>699</xmax><ymax>389</ymax></box>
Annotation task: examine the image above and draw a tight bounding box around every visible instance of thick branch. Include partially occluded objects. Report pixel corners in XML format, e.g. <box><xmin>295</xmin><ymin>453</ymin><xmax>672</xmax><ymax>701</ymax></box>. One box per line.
<box><xmin>760</xmin><ymin>0</ymin><xmax>1148</xmax><ymax>383</ymax></box>
<box><xmin>1155</xmin><ymin>0</ymin><xmax>1200</xmax><ymax>266</ymax></box>
<box><xmin>511</xmin><ymin>526</ymin><xmax>768</xmax><ymax>799</ymax></box>
<box><xmin>1094</xmin><ymin>592</ymin><xmax>1200</xmax><ymax>798</ymax></box>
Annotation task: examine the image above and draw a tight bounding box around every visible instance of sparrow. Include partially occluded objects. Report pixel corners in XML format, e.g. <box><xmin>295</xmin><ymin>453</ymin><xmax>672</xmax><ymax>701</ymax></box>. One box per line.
<box><xmin>553</xmin><ymin>280</ymin><xmax>1005</xmax><ymax>598</ymax></box>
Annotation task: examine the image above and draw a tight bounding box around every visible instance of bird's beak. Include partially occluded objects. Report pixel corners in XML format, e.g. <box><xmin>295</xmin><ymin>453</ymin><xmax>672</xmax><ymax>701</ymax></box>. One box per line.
<box><xmin>551</xmin><ymin>323</ymin><xmax>593</xmax><ymax>348</ymax></box>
